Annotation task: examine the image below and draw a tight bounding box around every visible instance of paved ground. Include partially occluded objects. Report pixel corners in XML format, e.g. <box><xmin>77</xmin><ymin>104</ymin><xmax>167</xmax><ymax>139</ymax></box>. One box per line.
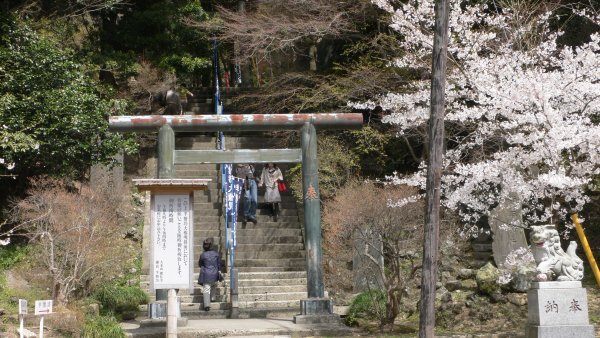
<box><xmin>121</xmin><ymin>317</ymin><xmax>358</xmax><ymax>338</ymax></box>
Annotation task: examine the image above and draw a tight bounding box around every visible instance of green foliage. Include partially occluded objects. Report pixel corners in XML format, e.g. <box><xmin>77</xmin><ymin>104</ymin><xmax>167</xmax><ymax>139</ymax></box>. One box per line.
<box><xmin>93</xmin><ymin>285</ymin><xmax>148</xmax><ymax>315</ymax></box>
<box><xmin>0</xmin><ymin>245</ymin><xmax>30</xmax><ymax>271</ymax></box>
<box><xmin>287</xmin><ymin>133</ymin><xmax>360</xmax><ymax>201</ymax></box>
<box><xmin>0</xmin><ymin>13</ymin><xmax>136</xmax><ymax>179</ymax></box>
<box><xmin>82</xmin><ymin>315</ymin><xmax>126</xmax><ymax>338</ymax></box>
<box><xmin>345</xmin><ymin>289</ymin><xmax>387</xmax><ymax>326</ymax></box>
<box><xmin>159</xmin><ymin>54</ymin><xmax>212</xmax><ymax>74</ymax></box>
<box><xmin>97</xmin><ymin>0</ymin><xmax>213</xmax><ymax>79</ymax></box>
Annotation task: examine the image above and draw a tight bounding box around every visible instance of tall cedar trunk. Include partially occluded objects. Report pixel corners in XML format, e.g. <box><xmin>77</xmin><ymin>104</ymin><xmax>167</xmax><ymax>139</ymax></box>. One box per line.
<box><xmin>419</xmin><ymin>0</ymin><xmax>449</xmax><ymax>337</ymax></box>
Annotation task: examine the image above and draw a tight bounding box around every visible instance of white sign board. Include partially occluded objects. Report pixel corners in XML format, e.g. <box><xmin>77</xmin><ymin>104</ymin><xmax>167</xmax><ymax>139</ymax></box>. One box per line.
<box><xmin>19</xmin><ymin>299</ymin><xmax>27</xmax><ymax>315</ymax></box>
<box><xmin>151</xmin><ymin>193</ymin><xmax>193</xmax><ymax>290</ymax></box>
<box><xmin>34</xmin><ymin>300</ymin><xmax>52</xmax><ymax>315</ymax></box>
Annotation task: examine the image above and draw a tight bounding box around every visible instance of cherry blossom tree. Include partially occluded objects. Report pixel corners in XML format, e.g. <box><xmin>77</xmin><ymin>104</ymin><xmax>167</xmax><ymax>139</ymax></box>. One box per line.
<box><xmin>352</xmin><ymin>0</ymin><xmax>600</xmax><ymax>235</ymax></box>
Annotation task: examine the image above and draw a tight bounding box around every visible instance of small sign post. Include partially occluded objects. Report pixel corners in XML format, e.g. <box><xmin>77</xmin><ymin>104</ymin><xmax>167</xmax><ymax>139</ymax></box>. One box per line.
<box><xmin>35</xmin><ymin>300</ymin><xmax>53</xmax><ymax>338</ymax></box>
<box><xmin>18</xmin><ymin>299</ymin><xmax>27</xmax><ymax>338</ymax></box>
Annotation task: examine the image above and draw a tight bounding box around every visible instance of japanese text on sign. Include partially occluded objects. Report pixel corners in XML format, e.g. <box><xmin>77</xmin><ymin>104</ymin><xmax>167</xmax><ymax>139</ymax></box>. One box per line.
<box><xmin>19</xmin><ymin>299</ymin><xmax>27</xmax><ymax>315</ymax></box>
<box><xmin>34</xmin><ymin>300</ymin><xmax>53</xmax><ymax>315</ymax></box>
<box><xmin>152</xmin><ymin>194</ymin><xmax>192</xmax><ymax>289</ymax></box>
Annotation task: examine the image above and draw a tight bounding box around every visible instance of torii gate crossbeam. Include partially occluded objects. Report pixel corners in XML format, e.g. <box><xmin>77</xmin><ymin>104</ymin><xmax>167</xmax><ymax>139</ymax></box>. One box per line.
<box><xmin>109</xmin><ymin>113</ymin><xmax>362</xmax><ymax>132</ymax></box>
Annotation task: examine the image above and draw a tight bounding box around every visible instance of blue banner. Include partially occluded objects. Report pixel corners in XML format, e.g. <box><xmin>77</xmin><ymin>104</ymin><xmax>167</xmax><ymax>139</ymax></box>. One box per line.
<box><xmin>223</xmin><ymin>164</ymin><xmax>243</xmax><ymax>249</ymax></box>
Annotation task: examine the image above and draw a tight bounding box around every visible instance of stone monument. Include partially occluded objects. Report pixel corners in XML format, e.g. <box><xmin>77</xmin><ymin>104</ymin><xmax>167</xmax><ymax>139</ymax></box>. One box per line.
<box><xmin>525</xmin><ymin>225</ymin><xmax>594</xmax><ymax>337</ymax></box>
<box><xmin>488</xmin><ymin>194</ymin><xmax>528</xmax><ymax>268</ymax></box>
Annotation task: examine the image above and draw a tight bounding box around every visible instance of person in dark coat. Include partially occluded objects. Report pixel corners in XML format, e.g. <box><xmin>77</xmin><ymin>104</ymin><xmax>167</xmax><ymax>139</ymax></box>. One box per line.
<box><xmin>198</xmin><ymin>238</ymin><xmax>221</xmax><ymax>311</ymax></box>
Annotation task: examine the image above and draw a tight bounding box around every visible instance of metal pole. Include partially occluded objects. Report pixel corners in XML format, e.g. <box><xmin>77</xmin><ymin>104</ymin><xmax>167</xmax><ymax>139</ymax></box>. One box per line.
<box><xmin>158</xmin><ymin>124</ymin><xmax>175</xmax><ymax>180</ymax></box>
<box><xmin>19</xmin><ymin>315</ymin><xmax>24</xmax><ymax>338</ymax></box>
<box><xmin>419</xmin><ymin>0</ymin><xmax>449</xmax><ymax>337</ymax></box>
<box><xmin>166</xmin><ymin>289</ymin><xmax>177</xmax><ymax>338</ymax></box>
<box><xmin>39</xmin><ymin>315</ymin><xmax>44</xmax><ymax>338</ymax></box>
<box><xmin>571</xmin><ymin>213</ymin><xmax>600</xmax><ymax>288</ymax></box>
<box><xmin>301</xmin><ymin>122</ymin><xmax>324</xmax><ymax>298</ymax></box>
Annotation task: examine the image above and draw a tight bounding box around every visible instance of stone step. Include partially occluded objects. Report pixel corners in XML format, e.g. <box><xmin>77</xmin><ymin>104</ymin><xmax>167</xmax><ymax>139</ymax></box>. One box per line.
<box><xmin>234</xmin><ymin>228</ymin><xmax>302</xmax><ymax>237</ymax></box>
<box><xmin>173</xmin><ymin>163</ymin><xmax>219</xmax><ymax>170</ymax></box>
<box><xmin>192</xmin><ymin>202</ymin><xmax>221</xmax><ymax>209</ymax></box>
<box><xmin>239</xmin><ymin>285</ymin><xmax>307</xmax><ymax>294</ymax></box>
<box><xmin>178</xmin><ymin>295</ymin><xmax>227</xmax><ymax>303</ymax></box>
<box><xmin>178</xmin><ymin>285</ymin><xmax>307</xmax><ymax>300</ymax></box>
<box><xmin>234</xmin><ymin>221</ymin><xmax>302</xmax><ymax>229</ymax></box>
<box><xmin>140</xmin><ymin>271</ymin><xmax>307</xmax><ymax>284</ymax></box>
<box><xmin>180</xmin><ymin>302</ymin><xmax>229</xmax><ymax>311</ymax></box>
<box><xmin>234</xmin><ymin>243</ymin><xmax>305</xmax><ymax>252</ymax></box>
<box><xmin>194</xmin><ymin>215</ymin><xmax>300</xmax><ymax>224</ymax></box>
<box><xmin>257</xmin><ymin>196</ymin><xmax>297</xmax><ymax>203</ymax></box>
<box><xmin>193</xmin><ymin>223</ymin><xmax>221</xmax><ymax>230</ymax></box>
<box><xmin>190</xmin><ymin>207</ymin><xmax>299</xmax><ymax>218</ymax></box>
<box><xmin>194</xmin><ymin>229</ymin><xmax>221</xmax><ymax>237</ymax></box>
<box><xmin>238</xmin><ymin>300</ymin><xmax>301</xmax><ymax>309</ymax></box>
<box><xmin>193</xmin><ymin>188</ymin><xmax>220</xmax><ymax>195</ymax></box>
<box><xmin>236</xmin><ymin>266</ymin><xmax>306</xmax><ymax>272</ymax></box>
<box><xmin>193</xmin><ymin>194</ymin><xmax>298</xmax><ymax>204</ymax></box>
<box><xmin>192</xmin><ymin>209</ymin><xmax>220</xmax><ymax>216</ymax></box>
<box><xmin>234</xmin><ymin>250</ymin><xmax>305</xmax><ymax>259</ymax></box>
<box><xmin>176</xmin><ymin>173</ymin><xmax>221</xmax><ymax>180</ymax></box>
<box><xmin>235</xmin><ymin>236</ymin><xmax>303</xmax><ymax>244</ymax></box>
<box><xmin>235</xmin><ymin>215</ymin><xmax>299</xmax><ymax>223</ymax></box>
<box><xmin>233</xmin><ymin>278</ymin><xmax>307</xmax><ymax>287</ymax></box>
<box><xmin>238</xmin><ymin>291</ymin><xmax>307</xmax><ymax>302</ymax></box>
<box><xmin>173</xmin><ymin>169</ymin><xmax>218</xmax><ymax>177</ymax></box>
<box><xmin>192</xmin><ymin>243</ymin><xmax>223</xmax><ymax>252</ymax></box>
<box><xmin>194</xmin><ymin>243</ymin><xmax>306</xmax><ymax>256</ymax></box>
<box><xmin>254</xmin><ymin>208</ymin><xmax>298</xmax><ymax>216</ymax></box>
<box><xmin>234</xmin><ymin>258</ymin><xmax>305</xmax><ymax>268</ymax></box>
<box><xmin>183</xmin><ymin>309</ymin><xmax>230</xmax><ymax>319</ymax></box>
<box><xmin>191</xmin><ymin>194</ymin><xmax>219</xmax><ymax>203</ymax></box>
<box><xmin>218</xmin><ymin>202</ymin><xmax>297</xmax><ymax>210</ymax></box>
<box><xmin>193</xmin><ymin>215</ymin><xmax>220</xmax><ymax>222</ymax></box>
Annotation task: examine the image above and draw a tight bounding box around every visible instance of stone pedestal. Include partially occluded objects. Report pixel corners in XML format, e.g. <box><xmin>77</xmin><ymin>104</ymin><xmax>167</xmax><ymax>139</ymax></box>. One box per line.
<box><xmin>293</xmin><ymin>298</ymin><xmax>340</xmax><ymax>324</ymax></box>
<box><xmin>526</xmin><ymin>281</ymin><xmax>594</xmax><ymax>338</ymax></box>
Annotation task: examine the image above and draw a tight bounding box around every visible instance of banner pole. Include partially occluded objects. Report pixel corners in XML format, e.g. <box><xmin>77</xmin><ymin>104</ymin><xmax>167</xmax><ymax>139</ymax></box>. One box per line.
<box><xmin>39</xmin><ymin>315</ymin><xmax>44</xmax><ymax>338</ymax></box>
<box><xmin>19</xmin><ymin>315</ymin><xmax>24</xmax><ymax>338</ymax></box>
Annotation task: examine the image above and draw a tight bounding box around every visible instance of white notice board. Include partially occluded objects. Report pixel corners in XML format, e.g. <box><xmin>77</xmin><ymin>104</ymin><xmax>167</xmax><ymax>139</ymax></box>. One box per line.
<box><xmin>19</xmin><ymin>299</ymin><xmax>27</xmax><ymax>315</ymax></box>
<box><xmin>34</xmin><ymin>300</ymin><xmax>53</xmax><ymax>315</ymax></box>
<box><xmin>151</xmin><ymin>193</ymin><xmax>194</xmax><ymax>290</ymax></box>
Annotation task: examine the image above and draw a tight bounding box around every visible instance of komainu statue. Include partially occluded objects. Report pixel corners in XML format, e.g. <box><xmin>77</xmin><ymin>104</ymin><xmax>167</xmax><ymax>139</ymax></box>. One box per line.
<box><xmin>529</xmin><ymin>225</ymin><xmax>584</xmax><ymax>281</ymax></box>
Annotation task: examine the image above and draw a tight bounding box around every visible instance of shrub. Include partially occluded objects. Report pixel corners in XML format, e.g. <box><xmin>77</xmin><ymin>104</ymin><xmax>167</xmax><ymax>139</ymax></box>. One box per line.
<box><xmin>345</xmin><ymin>289</ymin><xmax>386</xmax><ymax>326</ymax></box>
<box><xmin>82</xmin><ymin>315</ymin><xmax>125</xmax><ymax>338</ymax></box>
<box><xmin>11</xmin><ymin>177</ymin><xmax>139</xmax><ymax>305</ymax></box>
<box><xmin>0</xmin><ymin>245</ymin><xmax>29</xmax><ymax>270</ymax></box>
<box><xmin>93</xmin><ymin>285</ymin><xmax>148</xmax><ymax>315</ymax></box>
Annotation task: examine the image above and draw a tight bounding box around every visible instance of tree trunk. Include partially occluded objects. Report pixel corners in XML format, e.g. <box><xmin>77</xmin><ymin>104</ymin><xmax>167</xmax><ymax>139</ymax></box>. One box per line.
<box><xmin>419</xmin><ymin>0</ymin><xmax>449</xmax><ymax>337</ymax></box>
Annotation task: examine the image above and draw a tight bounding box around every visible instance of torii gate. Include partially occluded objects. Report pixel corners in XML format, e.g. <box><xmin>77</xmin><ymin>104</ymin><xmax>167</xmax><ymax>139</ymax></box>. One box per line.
<box><xmin>109</xmin><ymin>113</ymin><xmax>362</xmax><ymax>321</ymax></box>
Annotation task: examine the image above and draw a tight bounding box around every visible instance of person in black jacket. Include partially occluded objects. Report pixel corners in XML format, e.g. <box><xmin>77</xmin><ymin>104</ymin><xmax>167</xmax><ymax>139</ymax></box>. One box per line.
<box><xmin>198</xmin><ymin>238</ymin><xmax>221</xmax><ymax>311</ymax></box>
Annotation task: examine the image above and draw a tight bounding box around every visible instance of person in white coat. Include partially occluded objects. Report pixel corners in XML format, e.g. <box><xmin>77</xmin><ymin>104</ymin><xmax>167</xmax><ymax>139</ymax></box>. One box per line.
<box><xmin>259</xmin><ymin>163</ymin><xmax>284</xmax><ymax>221</ymax></box>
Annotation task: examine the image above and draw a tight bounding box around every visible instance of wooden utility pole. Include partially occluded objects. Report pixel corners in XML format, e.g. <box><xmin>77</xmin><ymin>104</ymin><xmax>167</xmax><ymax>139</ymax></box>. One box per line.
<box><xmin>419</xmin><ymin>0</ymin><xmax>449</xmax><ymax>337</ymax></box>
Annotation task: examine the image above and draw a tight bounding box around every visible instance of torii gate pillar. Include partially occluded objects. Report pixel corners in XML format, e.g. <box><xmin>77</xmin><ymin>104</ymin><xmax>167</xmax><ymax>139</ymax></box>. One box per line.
<box><xmin>294</xmin><ymin>122</ymin><xmax>338</xmax><ymax>324</ymax></box>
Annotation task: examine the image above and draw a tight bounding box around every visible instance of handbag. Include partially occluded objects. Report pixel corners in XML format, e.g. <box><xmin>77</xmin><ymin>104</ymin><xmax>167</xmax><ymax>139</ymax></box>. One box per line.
<box><xmin>277</xmin><ymin>180</ymin><xmax>287</xmax><ymax>193</ymax></box>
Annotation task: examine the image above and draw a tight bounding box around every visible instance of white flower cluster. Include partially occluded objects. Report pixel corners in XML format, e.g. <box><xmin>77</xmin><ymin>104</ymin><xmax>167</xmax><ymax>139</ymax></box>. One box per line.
<box><xmin>356</xmin><ymin>0</ymin><xmax>600</xmax><ymax>228</ymax></box>
<box><xmin>498</xmin><ymin>247</ymin><xmax>536</xmax><ymax>285</ymax></box>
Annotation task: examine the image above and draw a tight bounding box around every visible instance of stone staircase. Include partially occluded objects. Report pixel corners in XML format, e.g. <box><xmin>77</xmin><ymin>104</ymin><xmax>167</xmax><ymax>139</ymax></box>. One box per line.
<box><xmin>140</xmin><ymin>132</ymin><xmax>308</xmax><ymax>318</ymax></box>
<box><xmin>184</xmin><ymin>87</ymin><xmax>245</xmax><ymax>114</ymax></box>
